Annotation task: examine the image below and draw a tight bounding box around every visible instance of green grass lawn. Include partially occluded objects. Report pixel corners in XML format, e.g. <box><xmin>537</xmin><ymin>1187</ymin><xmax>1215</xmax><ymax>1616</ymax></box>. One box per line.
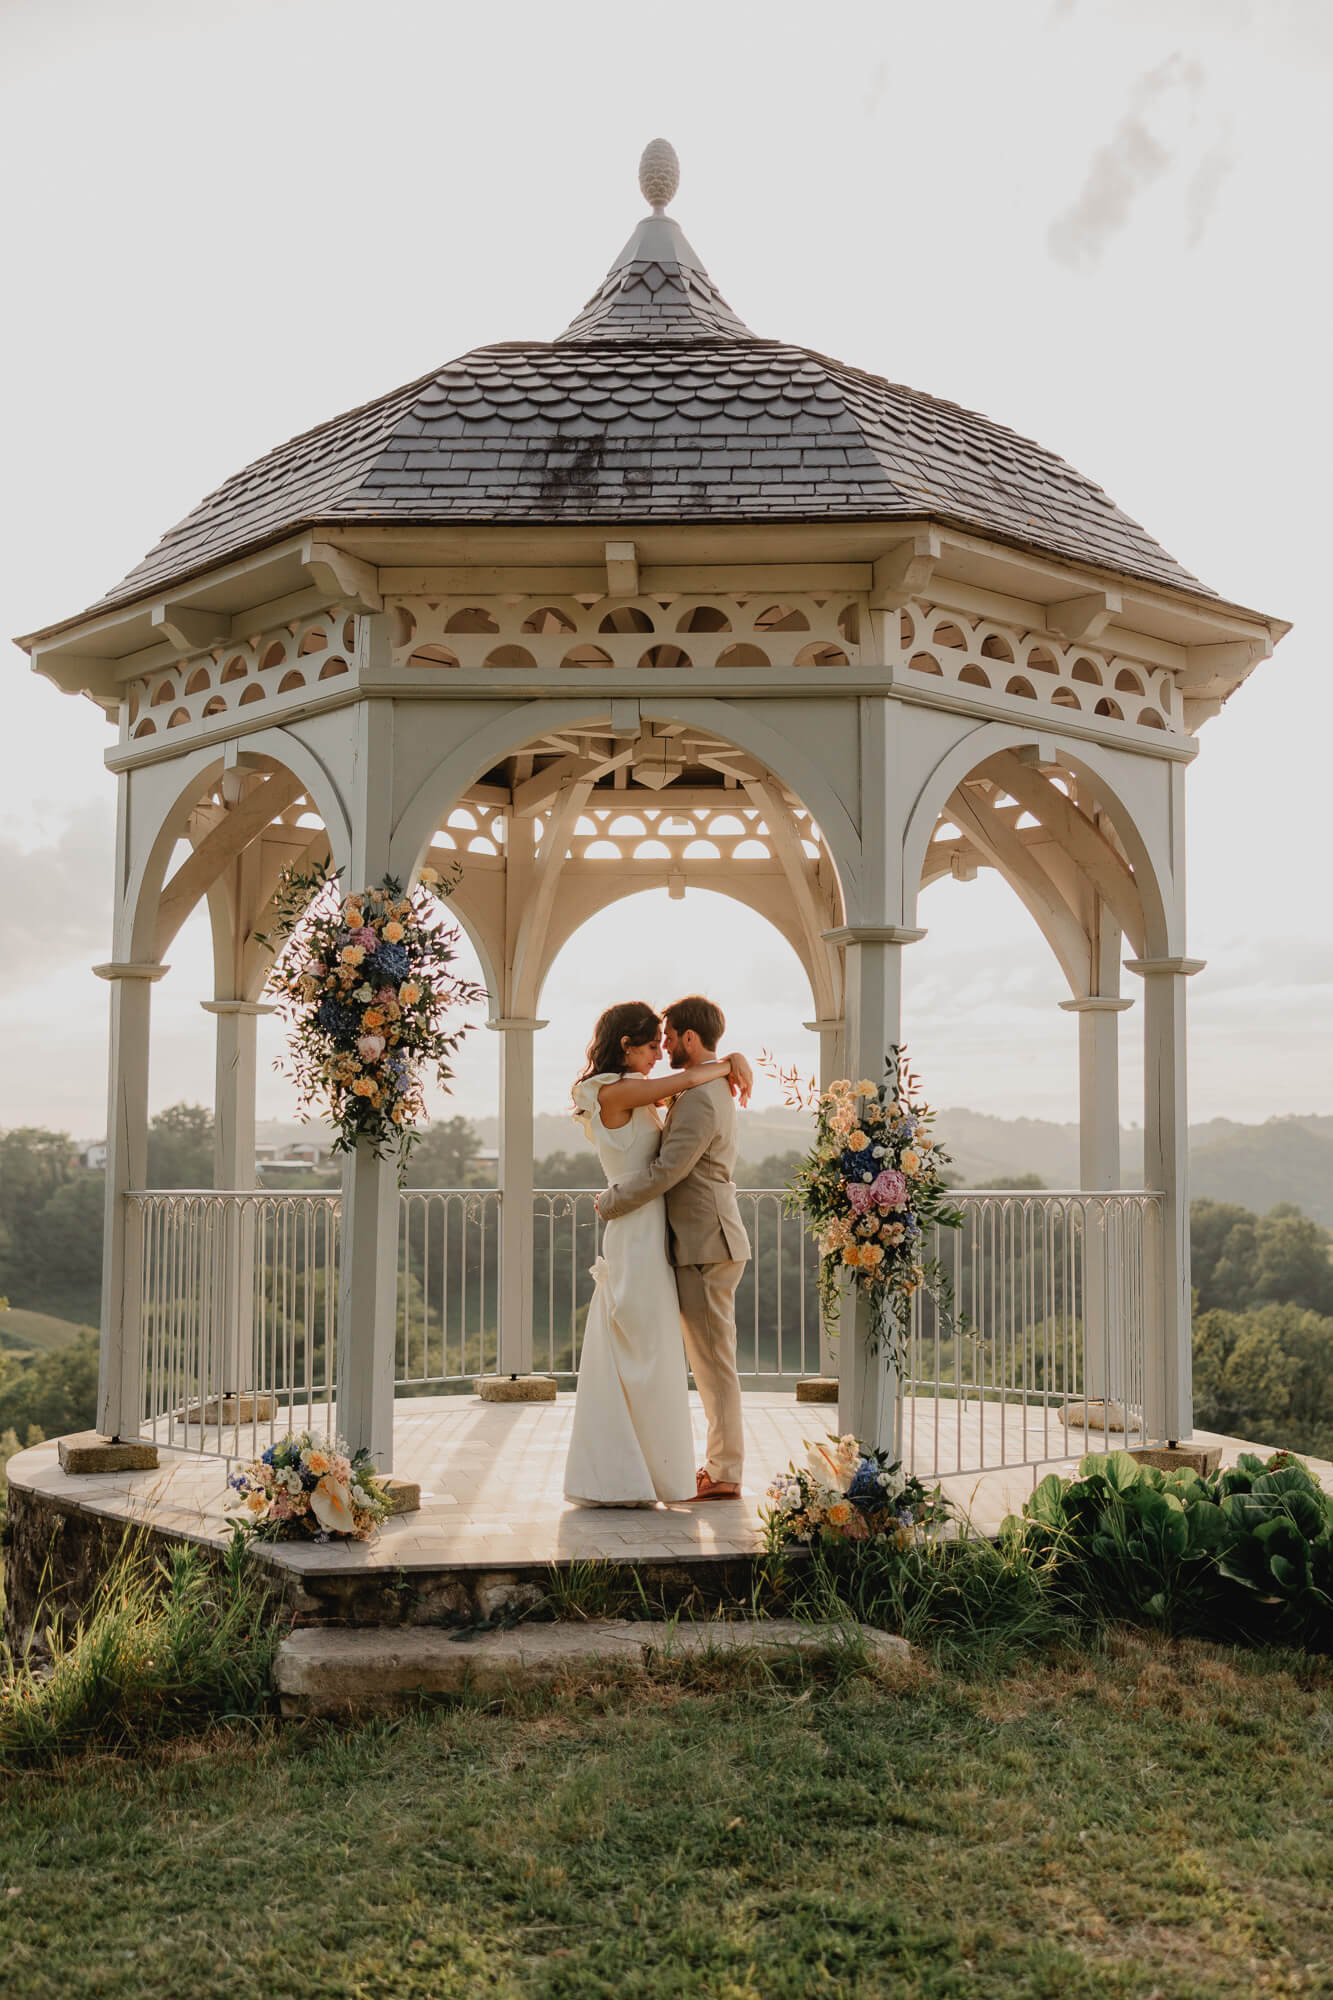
<box><xmin>2</xmin><ymin>1635</ymin><xmax>1329</xmax><ymax>2000</ymax></box>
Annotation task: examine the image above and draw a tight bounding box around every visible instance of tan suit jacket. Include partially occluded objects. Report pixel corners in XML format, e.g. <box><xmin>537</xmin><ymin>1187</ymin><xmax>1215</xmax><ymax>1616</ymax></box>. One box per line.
<box><xmin>598</xmin><ymin>1077</ymin><xmax>751</xmax><ymax>1266</ymax></box>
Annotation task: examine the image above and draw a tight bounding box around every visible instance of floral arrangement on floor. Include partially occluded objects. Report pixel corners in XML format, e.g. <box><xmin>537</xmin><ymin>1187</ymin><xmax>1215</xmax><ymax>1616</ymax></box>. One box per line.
<box><xmin>256</xmin><ymin>859</ymin><xmax>484</xmax><ymax>1162</ymax></box>
<box><xmin>227</xmin><ymin>1431</ymin><xmax>391</xmax><ymax>1542</ymax></box>
<box><xmin>763</xmin><ymin>1432</ymin><xmax>949</xmax><ymax>1554</ymax></box>
<box><xmin>763</xmin><ymin>1045</ymin><xmax>964</xmax><ymax>1358</ymax></box>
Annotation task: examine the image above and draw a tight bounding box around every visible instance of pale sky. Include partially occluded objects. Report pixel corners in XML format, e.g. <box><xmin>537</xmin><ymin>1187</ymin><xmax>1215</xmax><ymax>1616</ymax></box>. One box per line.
<box><xmin>2</xmin><ymin>0</ymin><xmax>1330</xmax><ymax>1140</ymax></box>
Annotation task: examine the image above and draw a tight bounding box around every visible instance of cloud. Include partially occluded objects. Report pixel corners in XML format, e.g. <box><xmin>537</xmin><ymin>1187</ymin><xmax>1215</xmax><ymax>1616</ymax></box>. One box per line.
<box><xmin>1184</xmin><ymin>127</ymin><xmax>1237</xmax><ymax>245</ymax></box>
<box><xmin>0</xmin><ymin>804</ymin><xmax>115</xmax><ymax>989</ymax></box>
<box><xmin>1048</xmin><ymin>51</ymin><xmax>1204</xmax><ymax>268</ymax></box>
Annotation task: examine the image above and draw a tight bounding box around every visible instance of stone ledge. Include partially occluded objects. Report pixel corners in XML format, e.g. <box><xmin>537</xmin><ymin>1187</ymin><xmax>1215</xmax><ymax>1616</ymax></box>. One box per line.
<box><xmin>57</xmin><ymin>1433</ymin><xmax>160</xmax><ymax>1475</ymax></box>
<box><xmin>795</xmin><ymin>1377</ymin><xmax>839</xmax><ymax>1404</ymax></box>
<box><xmin>1129</xmin><ymin>1441</ymin><xmax>1223</xmax><ymax>1476</ymax></box>
<box><xmin>475</xmin><ymin>1375</ymin><xmax>558</xmax><ymax>1404</ymax></box>
<box><xmin>380</xmin><ymin>1476</ymin><xmax>421</xmax><ymax>1517</ymax></box>
<box><xmin>275</xmin><ymin>1617</ymin><xmax>910</xmax><ymax>1715</ymax></box>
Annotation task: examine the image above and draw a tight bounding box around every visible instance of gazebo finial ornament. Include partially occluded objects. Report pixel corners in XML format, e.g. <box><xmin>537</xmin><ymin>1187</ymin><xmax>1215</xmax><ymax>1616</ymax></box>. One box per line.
<box><xmin>638</xmin><ymin>137</ymin><xmax>680</xmax><ymax>213</ymax></box>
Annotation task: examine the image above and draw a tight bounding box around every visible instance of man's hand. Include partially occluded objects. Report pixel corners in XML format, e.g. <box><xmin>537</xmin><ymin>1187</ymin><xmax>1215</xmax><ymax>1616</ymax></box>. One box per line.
<box><xmin>724</xmin><ymin>1052</ymin><xmax>754</xmax><ymax>1107</ymax></box>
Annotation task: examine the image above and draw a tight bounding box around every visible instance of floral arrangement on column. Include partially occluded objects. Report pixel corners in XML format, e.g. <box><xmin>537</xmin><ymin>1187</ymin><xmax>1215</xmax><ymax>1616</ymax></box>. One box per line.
<box><xmin>256</xmin><ymin>860</ymin><xmax>484</xmax><ymax>1163</ymax></box>
<box><xmin>766</xmin><ymin>1046</ymin><xmax>964</xmax><ymax>1360</ymax></box>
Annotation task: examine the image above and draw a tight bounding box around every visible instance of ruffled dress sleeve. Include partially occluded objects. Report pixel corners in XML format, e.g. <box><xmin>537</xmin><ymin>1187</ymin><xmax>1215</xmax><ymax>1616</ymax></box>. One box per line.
<box><xmin>571</xmin><ymin>1073</ymin><xmax>641</xmax><ymax>1154</ymax></box>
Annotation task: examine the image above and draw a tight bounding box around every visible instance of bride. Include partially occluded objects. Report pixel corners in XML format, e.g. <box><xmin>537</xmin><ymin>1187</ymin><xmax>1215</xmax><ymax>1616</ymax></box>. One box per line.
<box><xmin>563</xmin><ymin>1000</ymin><xmax>752</xmax><ymax>1506</ymax></box>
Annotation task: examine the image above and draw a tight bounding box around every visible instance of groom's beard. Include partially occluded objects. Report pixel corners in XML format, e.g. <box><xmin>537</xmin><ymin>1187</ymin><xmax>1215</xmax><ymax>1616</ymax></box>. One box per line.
<box><xmin>669</xmin><ymin>1047</ymin><xmax>687</xmax><ymax>1069</ymax></box>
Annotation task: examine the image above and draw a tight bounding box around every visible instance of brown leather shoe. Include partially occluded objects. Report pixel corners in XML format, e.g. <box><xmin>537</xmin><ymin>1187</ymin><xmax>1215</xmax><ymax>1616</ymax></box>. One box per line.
<box><xmin>693</xmin><ymin>1469</ymin><xmax>742</xmax><ymax>1501</ymax></box>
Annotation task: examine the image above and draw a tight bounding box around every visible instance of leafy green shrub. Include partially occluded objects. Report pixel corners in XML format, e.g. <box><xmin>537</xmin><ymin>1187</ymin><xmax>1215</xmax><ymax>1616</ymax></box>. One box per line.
<box><xmin>1008</xmin><ymin>1449</ymin><xmax>1333</xmax><ymax>1652</ymax></box>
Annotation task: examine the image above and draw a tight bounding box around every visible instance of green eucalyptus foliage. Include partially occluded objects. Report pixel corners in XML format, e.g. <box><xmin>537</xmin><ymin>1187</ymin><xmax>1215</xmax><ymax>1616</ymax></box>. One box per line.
<box><xmin>1007</xmin><ymin>1448</ymin><xmax>1333</xmax><ymax>1651</ymax></box>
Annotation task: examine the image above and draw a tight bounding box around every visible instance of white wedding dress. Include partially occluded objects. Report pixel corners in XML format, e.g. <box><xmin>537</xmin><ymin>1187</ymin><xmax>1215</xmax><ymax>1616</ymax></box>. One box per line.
<box><xmin>563</xmin><ymin>1073</ymin><xmax>697</xmax><ymax>1505</ymax></box>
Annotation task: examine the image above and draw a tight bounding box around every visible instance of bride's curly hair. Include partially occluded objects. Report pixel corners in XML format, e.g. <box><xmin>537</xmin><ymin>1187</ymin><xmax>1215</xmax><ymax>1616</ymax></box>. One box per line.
<box><xmin>575</xmin><ymin>1000</ymin><xmax>661</xmax><ymax>1084</ymax></box>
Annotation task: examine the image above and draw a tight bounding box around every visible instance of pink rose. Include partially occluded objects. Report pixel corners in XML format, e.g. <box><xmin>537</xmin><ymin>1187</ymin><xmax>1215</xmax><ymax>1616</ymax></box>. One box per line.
<box><xmin>357</xmin><ymin>1033</ymin><xmax>386</xmax><ymax>1061</ymax></box>
<box><xmin>846</xmin><ymin>1168</ymin><xmax>908</xmax><ymax>1214</ymax></box>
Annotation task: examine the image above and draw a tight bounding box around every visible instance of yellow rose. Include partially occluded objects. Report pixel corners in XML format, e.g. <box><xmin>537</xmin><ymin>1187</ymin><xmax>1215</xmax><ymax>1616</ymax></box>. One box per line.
<box><xmin>305</xmin><ymin>1450</ymin><xmax>330</xmax><ymax>1475</ymax></box>
<box><xmin>383</xmin><ymin>921</ymin><xmax>404</xmax><ymax>942</ymax></box>
<box><xmin>847</xmin><ymin>1130</ymin><xmax>869</xmax><ymax>1150</ymax></box>
<box><xmin>399</xmin><ymin>981</ymin><xmax>421</xmax><ymax>1004</ymax></box>
<box><xmin>856</xmin><ymin>1080</ymin><xmax>879</xmax><ymax>1097</ymax></box>
<box><xmin>827</xmin><ymin>1500</ymin><xmax>853</xmax><ymax>1527</ymax></box>
<box><xmin>352</xmin><ymin>1077</ymin><xmax>376</xmax><ymax>1097</ymax></box>
<box><xmin>902</xmin><ymin>1150</ymin><xmax>920</xmax><ymax>1174</ymax></box>
<box><xmin>340</xmin><ymin>945</ymin><xmax>365</xmax><ymax>966</ymax></box>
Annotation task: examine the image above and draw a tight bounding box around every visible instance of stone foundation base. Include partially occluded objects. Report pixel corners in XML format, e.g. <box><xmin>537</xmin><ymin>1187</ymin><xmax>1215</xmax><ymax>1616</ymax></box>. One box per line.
<box><xmin>1129</xmin><ymin>1441</ymin><xmax>1223</xmax><ymax>1476</ymax></box>
<box><xmin>476</xmin><ymin>1375</ymin><xmax>558</xmax><ymax>1403</ymax></box>
<box><xmin>795</xmin><ymin>1377</ymin><xmax>839</xmax><ymax>1404</ymax></box>
<box><xmin>57</xmin><ymin>1433</ymin><xmax>160</xmax><ymax>1475</ymax></box>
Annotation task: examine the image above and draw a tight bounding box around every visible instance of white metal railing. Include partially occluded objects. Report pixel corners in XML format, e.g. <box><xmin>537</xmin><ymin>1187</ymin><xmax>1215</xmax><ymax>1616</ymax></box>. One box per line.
<box><xmin>903</xmin><ymin>1191</ymin><xmax>1162</xmax><ymax>1476</ymax></box>
<box><xmin>132</xmin><ymin>1189</ymin><xmax>341</xmax><ymax>1461</ymax></box>
<box><xmin>128</xmin><ymin>1186</ymin><xmax>1163</xmax><ymax>1474</ymax></box>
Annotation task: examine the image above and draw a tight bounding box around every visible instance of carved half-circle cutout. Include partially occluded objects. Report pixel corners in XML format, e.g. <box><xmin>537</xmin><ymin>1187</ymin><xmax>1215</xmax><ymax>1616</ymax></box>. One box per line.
<box><xmin>599</xmin><ymin>606</ymin><xmax>654</xmax><ymax>635</ymax></box>
<box><xmin>1071</xmin><ymin>657</ymin><xmax>1102</xmax><ymax>684</ymax></box>
<box><xmin>407</xmin><ymin>645</ymin><xmax>460</xmax><ymax>669</ymax></box>
<box><xmin>133</xmin><ymin>719</ymin><xmax>157</xmax><ymax>737</ymax></box>
<box><xmin>908</xmin><ymin>652</ymin><xmax>943</xmax><ymax>676</ymax></box>
<box><xmin>638</xmin><ymin>645</ymin><xmax>692</xmax><ymax>669</ymax></box>
<box><xmin>980</xmin><ymin>634</ymin><xmax>1014</xmax><ymax>662</ymax></box>
<box><xmin>342</xmin><ymin>617</ymin><xmax>357</xmax><ymax>651</ymax></box>
<box><xmin>151</xmin><ymin>679</ymin><xmax>176</xmax><ymax>706</ymax></box>
<box><xmin>1005</xmin><ymin>676</ymin><xmax>1036</xmax><ymax>700</ymax></box>
<box><xmin>445</xmin><ymin>607</ymin><xmax>499</xmax><ymax>633</ymax></box>
<box><xmin>1138</xmin><ymin>707</ymin><xmax>1167</xmax><ymax>729</ymax></box>
<box><xmin>1114</xmin><ymin>667</ymin><xmax>1145</xmax><ymax>693</ymax></box>
<box><xmin>716</xmin><ymin>644</ymin><xmax>769</xmax><ymax>669</ymax></box>
<box><xmin>1026</xmin><ymin>646</ymin><xmax>1059</xmax><ymax>675</ymax></box>
<box><xmin>794</xmin><ymin>642</ymin><xmax>849</xmax><ymax>668</ymax></box>
<box><xmin>755</xmin><ymin>604</ymin><xmax>809</xmax><ymax>632</ymax></box>
<box><xmin>221</xmin><ymin>656</ymin><xmax>248</xmax><ymax>683</ymax></box>
<box><xmin>202</xmin><ymin>695</ymin><xmax>227</xmax><ymax>717</ymax></box>
<box><xmin>521</xmin><ymin>606</ymin><xmax>577</xmax><ymax>635</ymax></box>
<box><xmin>318</xmin><ymin>656</ymin><xmax>350</xmax><ymax>680</ymax></box>
<box><xmin>558</xmin><ymin>643</ymin><xmax>611</xmax><ymax>669</ymax></box>
<box><xmin>676</xmin><ymin>605</ymin><xmax>731</xmax><ymax>633</ymax></box>
<box><xmin>297</xmin><ymin>628</ymin><xmax>328</xmax><ymax>655</ymax></box>
<box><xmin>957</xmin><ymin>665</ymin><xmax>990</xmax><ymax>688</ymax></box>
<box><xmin>1094</xmin><ymin>697</ymin><xmax>1124</xmax><ymax>720</ymax></box>
<box><xmin>239</xmin><ymin>683</ymin><xmax>266</xmax><ymax>706</ymax></box>
<box><xmin>933</xmin><ymin>621</ymin><xmax>967</xmax><ymax>650</ymax></box>
<box><xmin>1051</xmin><ymin>687</ymin><xmax>1080</xmax><ymax>708</ymax></box>
<box><xmin>166</xmin><ymin>707</ymin><xmax>190</xmax><ymax>728</ymax></box>
<box><xmin>184</xmin><ymin>666</ymin><xmax>211</xmax><ymax>695</ymax></box>
<box><xmin>633</xmin><ymin>840</ymin><xmax>672</xmax><ymax>860</ymax></box>
<box><xmin>260</xmin><ymin>641</ymin><xmax>287</xmax><ymax>672</ymax></box>
<box><xmin>278</xmin><ymin>671</ymin><xmax>305</xmax><ymax>694</ymax></box>
<box><xmin>837</xmin><ymin>604</ymin><xmax>860</xmax><ymax>645</ymax></box>
<box><xmin>484</xmin><ymin>646</ymin><xmax>536</xmax><ymax>670</ymax></box>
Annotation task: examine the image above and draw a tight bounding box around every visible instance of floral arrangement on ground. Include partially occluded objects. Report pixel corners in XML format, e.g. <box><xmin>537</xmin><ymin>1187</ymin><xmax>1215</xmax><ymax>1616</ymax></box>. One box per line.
<box><xmin>764</xmin><ymin>1432</ymin><xmax>951</xmax><ymax>1554</ymax></box>
<box><xmin>766</xmin><ymin>1045</ymin><xmax>964</xmax><ymax>1354</ymax></box>
<box><xmin>256</xmin><ymin>860</ymin><xmax>484</xmax><ymax>1160</ymax></box>
<box><xmin>228</xmin><ymin>1431</ymin><xmax>391</xmax><ymax>1542</ymax></box>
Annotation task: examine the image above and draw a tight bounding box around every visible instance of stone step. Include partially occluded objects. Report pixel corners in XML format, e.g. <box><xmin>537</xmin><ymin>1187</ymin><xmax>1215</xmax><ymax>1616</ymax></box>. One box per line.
<box><xmin>276</xmin><ymin>1618</ymin><xmax>909</xmax><ymax>1716</ymax></box>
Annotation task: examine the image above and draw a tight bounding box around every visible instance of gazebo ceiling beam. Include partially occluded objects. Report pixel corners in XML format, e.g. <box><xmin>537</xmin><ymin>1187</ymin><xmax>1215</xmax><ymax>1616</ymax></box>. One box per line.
<box><xmin>739</xmin><ymin>773</ymin><xmax>840</xmax><ymax>1020</ymax></box>
<box><xmin>945</xmin><ymin>784</ymin><xmax>1089</xmax><ymax>991</ymax></box>
<box><xmin>980</xmin><ymin>751</ymin><xmax>1146</xmax><ymax>957</ymax></box>
<box><xmin>155</xmin><ymin>768</ymin><xmax>306</xmax><ymax>958</ymax></box>
<box><xmin>511</xmin><ymin>746</ymin><xmax>636</xmax><ymax>816</ymax></box>
<box><xmin>508</xmin><ymin>778</ymin><xmax>595</xmax><ymax>1017</ymax></box>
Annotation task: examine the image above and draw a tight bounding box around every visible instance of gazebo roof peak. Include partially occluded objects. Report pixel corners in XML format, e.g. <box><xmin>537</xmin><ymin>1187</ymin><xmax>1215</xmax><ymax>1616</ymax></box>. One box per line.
<box><xmin>557</xmin><ymin>138</ymin><xmax>757</xmax><ymax>346</ymax></box>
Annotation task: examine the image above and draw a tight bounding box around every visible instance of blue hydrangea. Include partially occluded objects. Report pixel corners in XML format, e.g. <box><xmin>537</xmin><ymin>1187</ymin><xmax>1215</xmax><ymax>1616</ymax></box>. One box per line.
<box><xmin>369</xmin><ymin>942</ymin><xmax>411</xmax><ymax>984</ymax></box>
<box><xmin>847</xmin><ymin>1460</ymin><xmax>882</xmax><ymax>1503</ymax></box>
<box><xmin>261</xmin><ymin>1446</ymin><xmax>276</xmax><ymax>1466</ymax></box>
<box><xmin>317</xmin><ymin>998</ymin><xmax>357</xmax><ymax>1037</ymax></box>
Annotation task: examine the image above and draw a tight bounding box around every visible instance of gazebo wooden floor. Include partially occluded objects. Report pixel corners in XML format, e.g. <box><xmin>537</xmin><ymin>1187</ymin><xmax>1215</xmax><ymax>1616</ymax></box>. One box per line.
<box><xmin>11</xmin><ymin>1394</ymin><xmax>1329</xmax><ymax>1586</ymax></box>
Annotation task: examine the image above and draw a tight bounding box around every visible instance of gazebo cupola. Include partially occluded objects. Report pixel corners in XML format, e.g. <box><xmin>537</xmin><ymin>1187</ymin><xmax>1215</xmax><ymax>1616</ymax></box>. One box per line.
<box><xmin>21</xmin><ymin>141</ymin><xmax>1287</xmax><ymax>1466</ymax></box>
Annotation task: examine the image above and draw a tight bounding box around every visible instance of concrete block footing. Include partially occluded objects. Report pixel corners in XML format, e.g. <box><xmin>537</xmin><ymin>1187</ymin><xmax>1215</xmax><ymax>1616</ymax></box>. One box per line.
<box><xmin>1129</xmin><ymin>1441</ymin><xmax>1223</xmax><ymax>1476</ymax></box>
<box><xmin>275</xmin><ymin>1618</ymin><xmax>911</xmax><ymax>1716</ymax></box>
<box><xmin>795</xmin><ymin>1377</ymin><xmax>839</xmax><ymax>1404</ymax></box>
<box><xmin>1061</xmin><ymin>1399</ymin><xmax>1131</xmax><ymax>1433</ymax></box>
<box><xmin>475</xmin><ymin>1375</ymin><xmax>558</xmax><ymax>1404</ymax></box>
<box><xmin>57</xmin><ymin>1433</ymin><xmax>160</xmax><ymax>1475</ymax></box>
<box><xmin>179</xmin><ymin>1393</ymin><xmax>276</xmax><ymax>1425</ymax></box>
<box><xmin>380</xmin><ymin>1477</ymin><xmax>421</xmax><ymax>1517</ymax></box>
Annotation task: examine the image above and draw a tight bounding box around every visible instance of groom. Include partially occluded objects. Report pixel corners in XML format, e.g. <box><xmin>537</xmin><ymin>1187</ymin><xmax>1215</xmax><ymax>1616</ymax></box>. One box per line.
<box><xmin>595</xmin><ymin>995</ymin><xmax>751</xmax><ymax>1499</ymax></box>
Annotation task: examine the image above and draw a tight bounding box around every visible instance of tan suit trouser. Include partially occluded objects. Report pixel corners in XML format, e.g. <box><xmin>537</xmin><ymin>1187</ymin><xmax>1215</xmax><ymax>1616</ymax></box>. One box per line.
<box><xmin>674</xmin><ymin>1259</ymin><xmax>746</xmax><ymax>1485</ymax></box>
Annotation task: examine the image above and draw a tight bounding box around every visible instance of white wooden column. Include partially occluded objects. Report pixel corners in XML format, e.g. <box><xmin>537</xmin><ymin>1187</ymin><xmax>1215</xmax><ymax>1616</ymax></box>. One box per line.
<box><xmin>336</xmin><ymin>691</ymin><xmax>399</xmax><ymax>1467</ymax></box>
<box><xmin>1058</xmin><ymin>978</ymin><xmax>1133</xmax><ymax>1407</ymax></box>
<box><xmin>92</xmin><ymin>960</ymin><xmax>168</xmax><ymax>1438</ymax></box>
<box><xmin>1126</xmin><ymin>954</ymin><xmax>1204</xmax><ymax>1443</ymax></box>
<box><xmin>491</xmin><ymin>1017</ymin><xmax>545</xmax><ymax>1376</ymax></box>
<box><xmin>823</xmin><ymin>924</ymin><xmax>925</xmax><ymax>1449</ymax></box>
<box><xmin>201</xmin><ymin>998</ymin><xmax>273</xmax><ymax>1400</ymax></box>
<box><xmin>804</xmin><ymin>1014</ymin><xmax>845</xmax><ymax>1376</ymax></box>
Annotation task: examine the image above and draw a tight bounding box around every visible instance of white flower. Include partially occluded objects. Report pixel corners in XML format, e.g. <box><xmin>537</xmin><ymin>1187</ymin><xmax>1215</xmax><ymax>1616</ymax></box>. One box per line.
<box><xmin>805</xmin><ymin>1441</ymin><xmax>853</xmax><ymax>1495</ymax></box>
<box><xmin>310</xmin><ymin>1476</ymin><xmax>356</xmax><ymax>1533</ymax></box>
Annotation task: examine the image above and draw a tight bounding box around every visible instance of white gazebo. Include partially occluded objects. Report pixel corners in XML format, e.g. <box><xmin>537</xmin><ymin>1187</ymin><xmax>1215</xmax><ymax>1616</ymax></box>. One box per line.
<box><xmin>20</xmin><ymin>143</ymin><xmax>1287</xmax><ymax>1477</ymax></box>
